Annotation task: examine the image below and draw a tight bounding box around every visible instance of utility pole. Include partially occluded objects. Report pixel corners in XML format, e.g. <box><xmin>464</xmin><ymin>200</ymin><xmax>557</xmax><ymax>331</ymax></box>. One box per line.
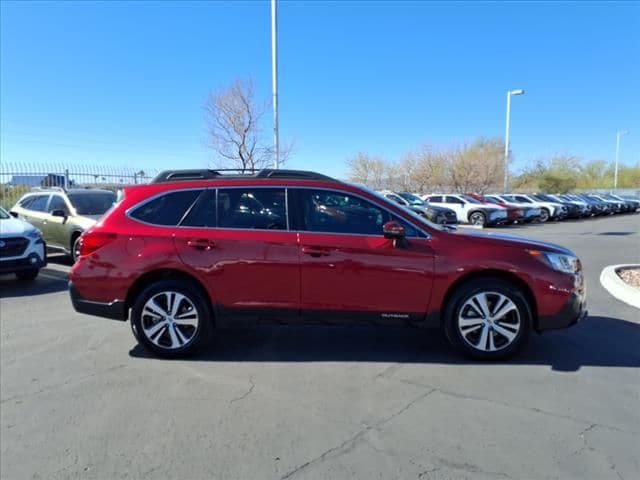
<box><xmin>614</xmin><ymin>130</ymin><xmax>629</xmax><ymax>189</ymax></box>
<box><xmin>271</xmin><ymin>0</ymin><xmax>280</xmax><ymax>169</ymax></box>
<box><xmin>503</xmin><ymin>89</ymin><xmax>525</xmax><ymax>192</ymax></box>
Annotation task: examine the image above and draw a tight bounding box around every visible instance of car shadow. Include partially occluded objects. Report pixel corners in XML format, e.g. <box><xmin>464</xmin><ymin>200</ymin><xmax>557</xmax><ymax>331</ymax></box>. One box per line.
<box><xmin>0</xmin><ymin>266</ymin><xmax>69</xmax><ymax>298</ymax></box>
<box><xmin>128</xmin><ymin>315</ymin><xmax>640</xmax><ymax>372</ymax></box>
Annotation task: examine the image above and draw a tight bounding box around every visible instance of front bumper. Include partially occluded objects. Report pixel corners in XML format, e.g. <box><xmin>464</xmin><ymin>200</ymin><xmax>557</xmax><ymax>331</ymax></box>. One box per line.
<box><xmin>69</xmin><ymin>281</ymin><xmax>128</xmax><ymax>321</ymax></box>
<box><xmin>0</xmin><ymin>250</ymin><xmax>47</xmax><ymax>274</ymax></box>
<box><xmin>537</xmin><ymin>292</ymin><xmax>587</xmax><ymax>331</ymax></box>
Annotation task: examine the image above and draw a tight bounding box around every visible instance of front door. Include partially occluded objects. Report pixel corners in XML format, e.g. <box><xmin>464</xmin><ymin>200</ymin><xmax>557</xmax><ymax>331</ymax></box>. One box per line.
<box><xmin>294</xmin><ymin>189</ymin><xmax>435</xmax><ymax>324</ymax></box>
<box><xmin>173</xmin><ymin>187</ymin><xmax>300</xmax><ymax>316</ymax></box>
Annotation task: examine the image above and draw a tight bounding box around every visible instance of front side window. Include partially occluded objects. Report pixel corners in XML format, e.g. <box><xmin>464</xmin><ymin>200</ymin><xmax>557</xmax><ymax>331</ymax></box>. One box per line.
<box><xmin>445</xmin><ymin>196</ymin><xmax>464</xmax><ymax>204</ymax></box>
<box><xmin>427</xmin><ymin>196</ymin><xmax>442</xmax><ymax>203</ymax></box>
<box><xmin>48</xmin><ymin>195</ymin><xmax>69</xmax><ymax>213</ymax></box>
<box><xmin>385</xmin><ymin>194</ymin><xmax>405</xmax><ymax>205</ymax></box>
<box><xmin>217</xmin><ymin>188</ymin><xmax>287</xmax><ymax>230</ymax></box>
<box><xmin>515</xmin><ymin>196</ymin><xmax>532</xmax><ymax>204</ymax></box>
<box><xmin>130</xmin><ymin>190</ymin><xmax>203</xmax><ymax>226</ymax></box>
<box><xmin>299</xmin><ymin>189</ymin><xmax>422</xmax><ymax>237</ymax></box>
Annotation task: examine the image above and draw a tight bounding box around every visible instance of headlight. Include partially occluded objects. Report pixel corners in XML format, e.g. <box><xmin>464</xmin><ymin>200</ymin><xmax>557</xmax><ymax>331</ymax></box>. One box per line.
<box><xmin>26</xmin><ymin>228</ymin><xmax>42</xmax><ymax>239</ymax></box>
<box><xmin>528</xmin><ymin>250</ymin><xmax>580</xmax><ymax>274</ymax></box>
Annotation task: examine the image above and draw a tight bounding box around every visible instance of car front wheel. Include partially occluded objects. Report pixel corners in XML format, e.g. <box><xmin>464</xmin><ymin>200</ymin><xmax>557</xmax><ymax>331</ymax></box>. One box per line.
<box><xmin>444</xmin><ymin>279</ymin><xmax>531</xmax><ymax>360</ymax></box>
<box><xmin>468</xmin><ymin>211</ymin><xmax>486</xmax><ymax>226</ymax></box>
<box><xmin>131</xmin><ymin>280</ymin><xmax>212</xmax><ymax>358</ymax></box>
<box><xmin>539</xmin><ymin>208</ymin><xmax>550</xmax><ymax>223</ymax></box>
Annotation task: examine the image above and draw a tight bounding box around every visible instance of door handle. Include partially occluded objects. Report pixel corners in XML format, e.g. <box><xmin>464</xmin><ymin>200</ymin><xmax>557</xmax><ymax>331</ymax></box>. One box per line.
<box><xmin>187</xmin><ymin>238</ymin><xmax>215</xmax><ymax>251</ymax></box>
<box><xmin>301</xmin><ymin>246</ymin><xmax>331</xmax><ymax>257</ymax></box>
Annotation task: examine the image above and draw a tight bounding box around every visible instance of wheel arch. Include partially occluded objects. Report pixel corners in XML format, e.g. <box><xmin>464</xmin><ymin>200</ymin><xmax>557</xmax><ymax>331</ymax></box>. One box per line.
<box><xmin>467</xmin><ymin>209</ymin><xmax>486</xmax><ymax>221</ymax></box>
<box><xmin>439</xmin><ymin>269</ymin><xmax>538</xmax><ymax>328</ymax></box>
<box><xmin>125</xmin><ymin>268</ymin><xmax>213</xmax><ymax>319</ymax></box>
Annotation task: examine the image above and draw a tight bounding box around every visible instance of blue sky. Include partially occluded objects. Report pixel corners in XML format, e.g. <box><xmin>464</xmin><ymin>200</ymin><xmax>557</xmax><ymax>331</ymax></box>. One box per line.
<box><xmin>1</xmin><ymin>0</ymin><xmax>638</xmax><ymax>179</ymax></box>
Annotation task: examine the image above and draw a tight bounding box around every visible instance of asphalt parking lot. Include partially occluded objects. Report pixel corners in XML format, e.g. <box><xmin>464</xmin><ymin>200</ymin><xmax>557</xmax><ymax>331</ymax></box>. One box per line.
<box><xmin>1</xmin><ymin>214</ymin><xmax>639</xmax><ymax>480</ymax></box>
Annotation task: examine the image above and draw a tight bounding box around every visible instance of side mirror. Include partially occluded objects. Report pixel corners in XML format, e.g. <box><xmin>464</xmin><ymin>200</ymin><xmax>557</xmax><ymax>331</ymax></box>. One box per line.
<box><xmin>9</xmin><ymin>211</ymin><xmax>18</xmax><ymax>218</ymax></box>
<box><xmin>383</xmin><ymin>221</ymin><xmax>406</xmax><ymax>239</ymax></box>
<box><xmin>51</xmin><ymin>209</ymin><xmax>68</xmax><ymax>218</ymax></box>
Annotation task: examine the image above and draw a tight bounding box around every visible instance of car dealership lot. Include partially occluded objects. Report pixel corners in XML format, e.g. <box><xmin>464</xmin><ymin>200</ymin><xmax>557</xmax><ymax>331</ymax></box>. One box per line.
<box><xmin>1</xmin><ymin>215</ymin><xmax>639</xmax><ymax>479</ymax></box>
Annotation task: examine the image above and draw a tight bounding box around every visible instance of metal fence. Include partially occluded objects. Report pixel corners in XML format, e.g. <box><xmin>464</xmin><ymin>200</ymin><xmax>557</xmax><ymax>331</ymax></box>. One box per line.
<box><xmin>0</xmin><ymin>162</ymin><xmax>161</xmax><ymax>208</ymax></box>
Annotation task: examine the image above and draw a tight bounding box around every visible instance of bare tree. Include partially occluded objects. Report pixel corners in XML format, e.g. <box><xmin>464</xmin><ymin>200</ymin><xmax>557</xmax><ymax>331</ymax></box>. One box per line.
<box><xmin>205</xmin><ymin>78</ymin><xmax>291</xmax><ymax>171</ymax></box>
<box><xmin>346</xmin><ymin>152</ymin><xmax>390</xmax><ymax>190</ymax></box>
<box><xmin>446</xmin><ymin>138</ymin><xmax>504</xmax><ymax>193</ymax></box>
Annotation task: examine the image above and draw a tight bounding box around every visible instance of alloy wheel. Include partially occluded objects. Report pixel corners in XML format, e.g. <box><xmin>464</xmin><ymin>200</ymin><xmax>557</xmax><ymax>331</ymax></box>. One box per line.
<box><xmin>141</xmin><ymin>291</ymin><xmax>199</xmax><ymax>350</ymax></box>
<box><xmin>457</xmin><ymin>292</ymin><xmax>521</xmax><ymax>352</ymax></box>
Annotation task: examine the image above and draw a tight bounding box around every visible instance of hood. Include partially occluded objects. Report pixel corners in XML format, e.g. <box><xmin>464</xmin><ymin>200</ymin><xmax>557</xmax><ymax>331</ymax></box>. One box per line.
<box><xmin>449</xmin><ymin>228</ymin><xmax>573</xmax><ymax>255</ymax></box>
<box><xmin>0</xmin><ymin>216</ymin><xmax>39</xmax><ymax>237</ymax></box>
<box><xmin>424</xmin><ymin>204</ymin><xmax>455</xmax><ymax>214</ymax></box>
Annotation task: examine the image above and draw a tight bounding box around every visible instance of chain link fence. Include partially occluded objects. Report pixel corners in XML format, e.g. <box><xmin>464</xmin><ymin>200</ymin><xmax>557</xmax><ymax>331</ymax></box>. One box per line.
<box><xmin>0</xmin><ymin>162</ymin><xmax>161</xmax><ymax>208</ymax></box>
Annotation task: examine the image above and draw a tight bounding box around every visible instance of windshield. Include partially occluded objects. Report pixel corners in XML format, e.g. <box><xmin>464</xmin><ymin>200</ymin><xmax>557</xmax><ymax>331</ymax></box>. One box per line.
<box><xmin>398</xmin><ymin>192</ymin><xmax>425</xmax><ymax>206</ymax></box>
<box><xmin>462</xmin><ymin>195</ymin><xmax>483</xmax><ymax>204</ymax></box>
<box><xmin>68</xmin><ymin>192</ymin><xmax>116</xmax><ymax>215</ymax></box>
<box><xmin>0</xmin><ymin>207</ymin><xmax>9</xmax><ymax>220</ymax></box>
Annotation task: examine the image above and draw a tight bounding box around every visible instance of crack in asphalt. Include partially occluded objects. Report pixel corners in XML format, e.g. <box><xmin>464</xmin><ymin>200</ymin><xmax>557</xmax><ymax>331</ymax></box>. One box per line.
<box><xmin>230</xmin><ymin>378</ymin><xmax>255</xmax><ymax>403</ymax></box>
<box><xmin>375</xmin><ymin>367</ymin><xmax>639</xmax><ymax>436</ymax></box>
<box><xmin>280</xmin><ymin>388</ymin><xmax>437</xmax><ymax>479</ymax></box>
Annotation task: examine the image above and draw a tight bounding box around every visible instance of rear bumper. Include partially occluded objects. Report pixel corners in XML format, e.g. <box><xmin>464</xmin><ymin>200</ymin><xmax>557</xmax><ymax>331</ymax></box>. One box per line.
<box><xmin>69</xmin><ymin>281</ymin><xmax>128</xmax><ymax>321</ymax></box>
<box><xmin>537</xmin><ymin>293</ymin><xmax>587</xmax><ymax>331</ymax></box>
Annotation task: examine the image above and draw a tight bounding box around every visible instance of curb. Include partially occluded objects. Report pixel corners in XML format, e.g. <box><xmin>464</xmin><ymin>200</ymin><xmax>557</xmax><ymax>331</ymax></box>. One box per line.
<box><xmin>600</xmin><ymin>264</ymin><xmax>640</xmax><ymax>309</ymax></box>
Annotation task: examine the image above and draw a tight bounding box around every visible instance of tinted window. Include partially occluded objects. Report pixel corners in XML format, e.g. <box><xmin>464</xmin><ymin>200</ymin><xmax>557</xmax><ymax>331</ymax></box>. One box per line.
<box><xmin>181</xmin><ymin>190</ymin><xmax>216</xmax><ymax>227</ymax></box>
<box><xmin>515</xmin><ymin>196</ymin><xmax>531</xmax><ymax>203</ymax></box>
<box><xmin>19</xmin><ymin>197</ymin><xmax>35</xmax><ymax>209</ymax></box>
<box><xmin>48</xmin><ymin>196</ymin><xmax>68</xmax><ymax>212</ymax></box>
<box><xmin>428</xmin><ymin>196</ymin><xmax>442</xmax><ymax>203</ymax></box>
<box><xmin>27</xmin><ymin>195</ymin><xmax>50</xmax><ymax>212</ymax></box>
<box><xmin>130</xmin><ymin>190</ymin><xmax>203</xmax><ymax>226</ymax></box>
<box><xmin>67</xmin><ymin>192</ymin><xmax>117</xmax><ymax>215</ymax></box>
<box><xmin>445</xmin><ymin>196</ymin><xmax>463</xmax><ymax>204</ymax></box>
<box><xmin>218</xmin><ymin>188</ymin><xmax>287</xmax><ymax>230</ymax></box>
<box><xmin>385</xmin><ymin>194</ymin><xmax>404</xmax><ymax>205</ymax></box>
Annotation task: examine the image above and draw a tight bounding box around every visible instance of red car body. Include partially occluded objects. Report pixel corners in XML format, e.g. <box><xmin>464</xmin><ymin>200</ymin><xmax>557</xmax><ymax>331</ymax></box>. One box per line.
<box><xmin>69</xmin><ymin>171</ymin><xmax>586</xmax><ymax>359</ymax></box>
<box><xmin>465</xmin><ymin>193</ymin><xmax>525</xmax><ymax>224</ymax></box>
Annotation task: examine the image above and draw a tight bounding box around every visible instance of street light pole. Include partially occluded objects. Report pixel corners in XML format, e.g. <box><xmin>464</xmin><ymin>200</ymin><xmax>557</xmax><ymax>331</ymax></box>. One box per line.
<box><xmin>503</xmin><ymin>89</ymin><xmax>525</xmax><ymax>192</ymax></box>
<box><xmin>614</xmin><ymin>130</ymin><xmax>629</xmax><ymax>189</ymax></box>
<box><xmin>271</xmin><ymin>0</ymin><xmax>280</xmax><ymax>169</ymax></box>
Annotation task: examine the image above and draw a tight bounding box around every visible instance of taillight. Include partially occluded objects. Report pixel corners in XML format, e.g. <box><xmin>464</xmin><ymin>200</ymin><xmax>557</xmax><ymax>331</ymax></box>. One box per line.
<box><xmin>79</xmin><ymin>232</ymin><xmax>117</xmax><ymax>257</ymax></box>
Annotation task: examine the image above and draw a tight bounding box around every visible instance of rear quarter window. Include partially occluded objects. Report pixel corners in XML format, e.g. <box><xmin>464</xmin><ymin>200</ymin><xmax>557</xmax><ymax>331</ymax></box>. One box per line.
<box><xmin>129</xmin><ymin>190</ymin><xmax>203</xmax><ymax>226</ymax></box>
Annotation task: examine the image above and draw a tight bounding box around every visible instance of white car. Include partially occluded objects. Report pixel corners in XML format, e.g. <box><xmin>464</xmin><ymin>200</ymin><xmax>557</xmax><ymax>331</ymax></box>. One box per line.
<box><xmin>422</xmin><ymin>194</ymin><xmax>508</xmax><ymax>226</ymax></box>
<box><xmin>0</xmin><ymin>207</ymin><xmax>47</xmax><ymax>280</ymax></box>
<box><xmin>500</xmin><ymin>194</ymin><xmax>566</xmax><ymax>222</ymax></box>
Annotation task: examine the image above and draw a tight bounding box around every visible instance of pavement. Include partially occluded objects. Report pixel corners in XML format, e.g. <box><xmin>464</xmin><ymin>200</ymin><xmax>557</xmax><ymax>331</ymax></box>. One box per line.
<box><xmin>1</xmin><ymin>214</ymin><xmax>639</xmax><ymax>480</ymax></box>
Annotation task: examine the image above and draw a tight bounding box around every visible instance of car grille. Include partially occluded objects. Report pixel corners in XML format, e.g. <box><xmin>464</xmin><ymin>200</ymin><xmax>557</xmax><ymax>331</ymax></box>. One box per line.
<box><xmin>0</xmin><ymin>237</ymin><xmax>29</xmax><ymax>258</ymax></box>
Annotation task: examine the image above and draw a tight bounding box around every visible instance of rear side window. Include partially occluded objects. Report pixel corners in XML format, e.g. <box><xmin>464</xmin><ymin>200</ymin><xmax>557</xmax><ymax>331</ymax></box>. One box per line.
<box><xmin>217</xmin><ymin>188</ymin><xmax>287</xmax><ymax>230</ymax></box>
<box><xmin>26</xmin><ymin>195</ymin><xmax>50</xmax><ymax>212</ymax></box>
<box><xmin>130</xmin><ymin>190</ymin><xmax>203</xmax><ymax>226</ymax></box>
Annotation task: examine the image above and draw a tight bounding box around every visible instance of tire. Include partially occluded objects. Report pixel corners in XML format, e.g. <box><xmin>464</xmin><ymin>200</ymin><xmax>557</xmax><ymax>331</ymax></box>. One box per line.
<box><xmin>436</xmin><ymin>215</ymin><xmax>446</xmax><ymax>225</ymax></box>
<box><xmin>130</xmin><ymin>280</ymin><xmax>212</xmax><ymax>358</ymax></box>
<box><xmin>443</xmin><ymin>278</ymin><xmax>531</xmax><ymax>360</ymax></box>
<box><xmin>539</xmin><ymin>208</ymin><xmax>550</xmax><ymax>223</ymax></box>
<box><xmin>468</xmin><ymin>211</ymin><xmax>486</xmax><ymax>226</ymax></box>
<box><xmin>15</xmin><ymin>268</ymin><xmax>39</xmax><ymax>281</ymax></box>
<box><xmin>71</xmin><ymin>235</ymin><xmax>82</xmax><ymax>263</ymax></box>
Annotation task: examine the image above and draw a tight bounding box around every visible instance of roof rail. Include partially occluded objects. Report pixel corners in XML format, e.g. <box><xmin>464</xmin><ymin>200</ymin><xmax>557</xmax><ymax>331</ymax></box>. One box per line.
<box><xmin>151</xmin><ymin>168</ymin><xmax>337</xmax><ymax>184</ymax></box>
<box><xmin>30</xmin><ymin>186</ymin><xmax>66</xmax><ymax>192</ymax></box>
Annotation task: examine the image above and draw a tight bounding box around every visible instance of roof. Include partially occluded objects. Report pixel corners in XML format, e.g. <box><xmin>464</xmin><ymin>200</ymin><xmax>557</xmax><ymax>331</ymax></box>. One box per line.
<box><xmin>151</xmin><ymin>169</ymin><xmax>338</xmax><ymax>184</ymax></box>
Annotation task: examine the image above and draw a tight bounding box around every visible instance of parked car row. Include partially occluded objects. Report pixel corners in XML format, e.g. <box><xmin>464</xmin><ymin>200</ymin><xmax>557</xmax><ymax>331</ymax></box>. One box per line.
<box><xmin>379</xmin><ymin>189</ymin><xmax>639</xmax><ymax>227</ymax></box>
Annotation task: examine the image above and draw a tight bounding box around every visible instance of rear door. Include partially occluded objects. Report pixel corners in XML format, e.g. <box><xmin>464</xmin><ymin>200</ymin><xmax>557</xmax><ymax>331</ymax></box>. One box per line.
<box><xmin>174</xmin><ymin>187</ymin><xmax>300</xmax><ymax>315</ymax></box>
<box><xmin>294</xmin><ymin>188</ymin><xmax>435</xmax><ymax>323</ymax></box>
<box><xmin>20</xmin><ymin>194</ymin><xmax>50</xmax><ymax>231</ymax></box>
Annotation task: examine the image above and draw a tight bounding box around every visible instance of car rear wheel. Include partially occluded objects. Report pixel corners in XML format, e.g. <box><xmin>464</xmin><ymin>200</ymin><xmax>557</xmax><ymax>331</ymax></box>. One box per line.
<box><xmin>131</xmin><ymin>280</ymin><xmax>212</xmax><ymax>358</ymax></box>
<box><xmin>468</xmin><ymin>211</ymin><xmax>486</xmax><ymax>226</ymax></box>
<box><xmin>444</xmin><ymin>279</ymin><xmax>531</xmax><ymax>360</ymax></box>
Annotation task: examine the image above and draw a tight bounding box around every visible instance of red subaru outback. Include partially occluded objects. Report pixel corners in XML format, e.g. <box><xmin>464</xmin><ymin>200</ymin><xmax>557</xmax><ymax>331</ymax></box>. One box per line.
<box><xmin>69</xmin><ymin>169</ymin><xmax>586</xmax><ymax>360</ymax></box>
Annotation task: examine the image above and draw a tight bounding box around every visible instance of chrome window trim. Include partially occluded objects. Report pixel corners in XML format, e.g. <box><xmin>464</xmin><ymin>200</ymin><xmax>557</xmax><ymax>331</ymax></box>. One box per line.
<box><xmin>126</xmin><ymin>184</ymin><xmax>430</xmax><ymax>238</ymax></box>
